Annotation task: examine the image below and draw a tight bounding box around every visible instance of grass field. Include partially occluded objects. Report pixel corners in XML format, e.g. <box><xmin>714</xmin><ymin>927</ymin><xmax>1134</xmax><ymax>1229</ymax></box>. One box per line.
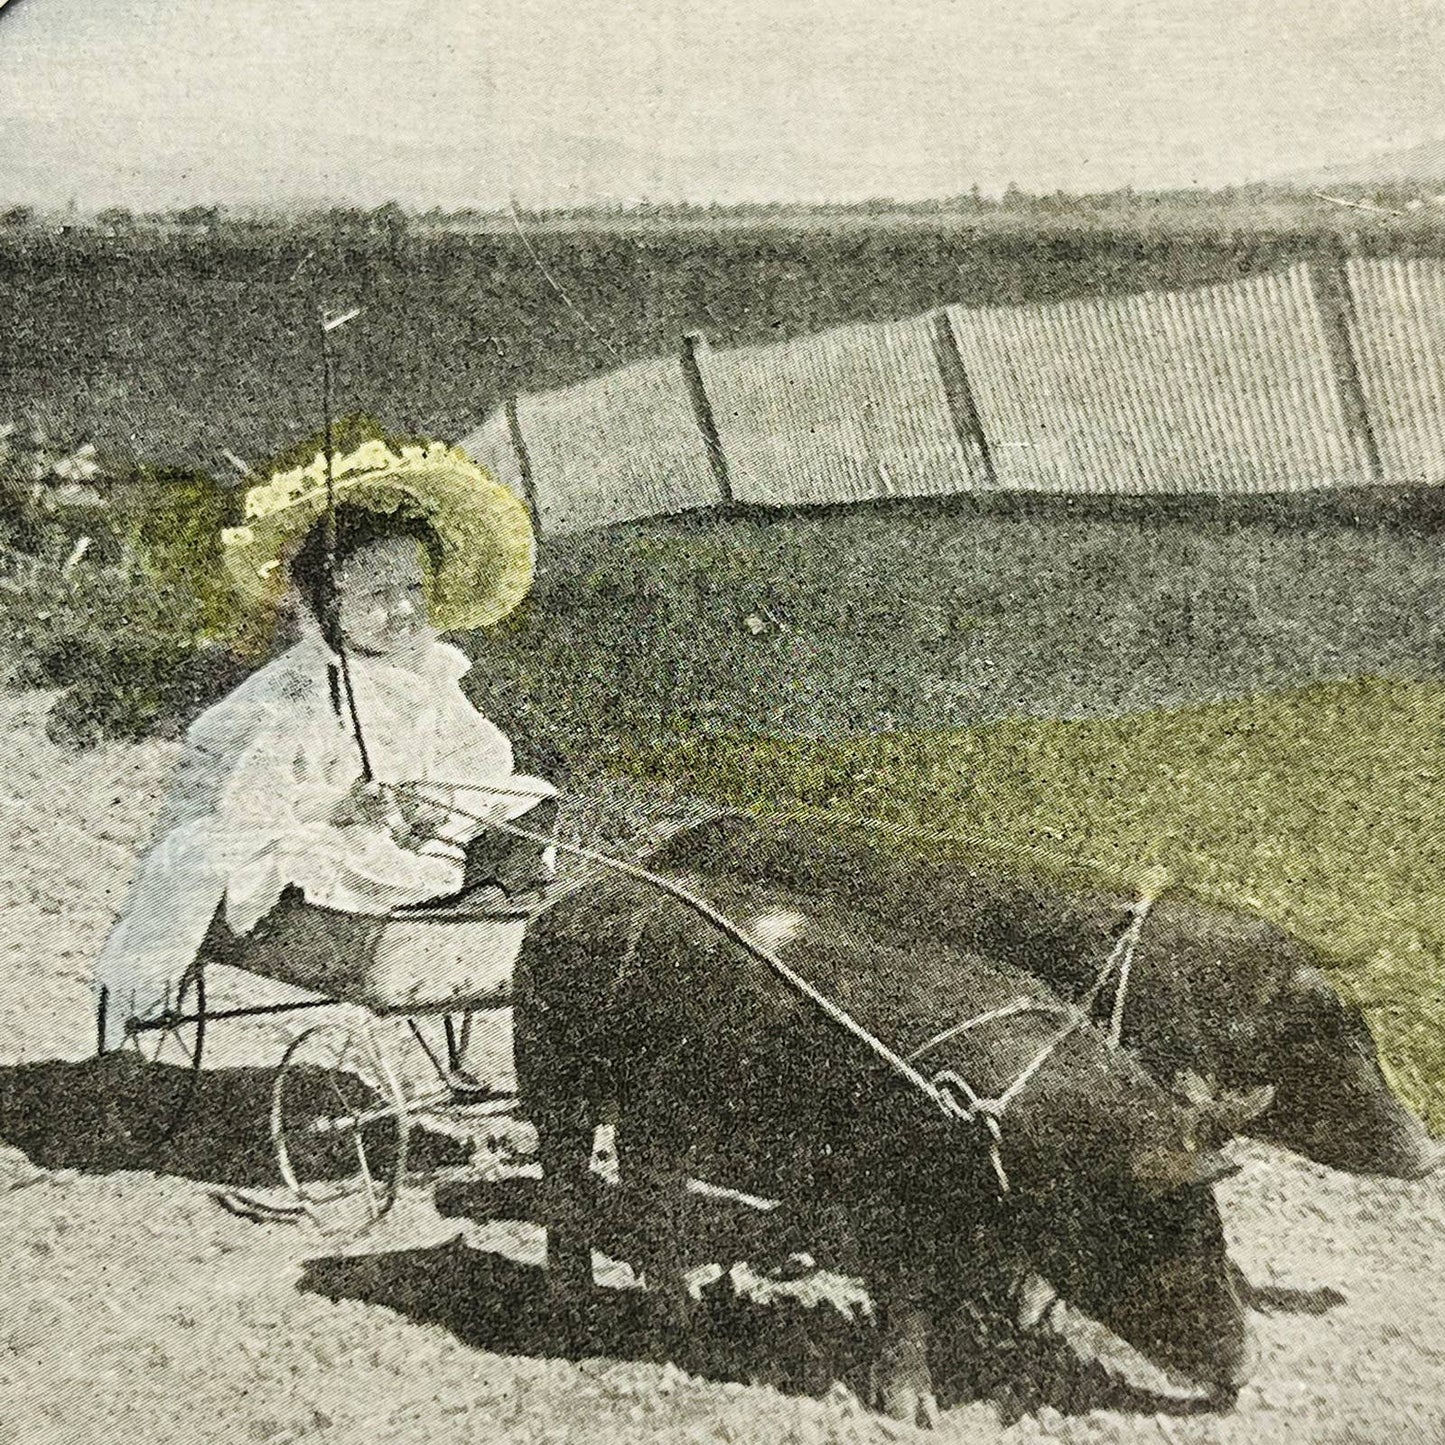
<box><xmin>613</xmin><ymin>678</ymin><xmax>1445</xmax><ymax>1131</ymax></box>
<box><xmin>464</xmin><ymin>501</ymin><xmax>1445</xmax><ymax>750</ymax></box>
<box><xmin>7</xmin><ymin>222</ymin><xmax>1445</xmax><ymax>470</ymax></box>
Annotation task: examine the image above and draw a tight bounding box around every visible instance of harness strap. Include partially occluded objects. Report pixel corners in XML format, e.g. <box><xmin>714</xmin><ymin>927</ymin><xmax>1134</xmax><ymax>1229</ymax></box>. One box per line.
<box><xmin>931</xmin><ymin>1070</ymin><xmax>1010</xmax><ymax>1191</ymax></box>
<box><xmin>1080</xmin><ymin>885</ymin><xmax>1166</xmax><ymax>1047</ymax></box>
<box><xmin>410</xmin><ymin>787</ymin><xmax>988</xmax><ymax>1111</ymax></box>
<box><xmin>404</xmin><ymin>784</ymin><xmax>1164</xmax><ymax>1196</ymax></box>
<box><xmin>906</xmin><ymin>997</ymin><xmax>1074</xmax><ymax>1064</ymax></box>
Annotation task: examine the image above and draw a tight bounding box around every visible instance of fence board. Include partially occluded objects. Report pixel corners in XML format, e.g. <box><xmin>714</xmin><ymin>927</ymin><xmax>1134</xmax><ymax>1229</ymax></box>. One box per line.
<box><xmin>700</xmin><ymin>314</ymin><xmax>988</xmax><ymax>505</ymax></box>
<box><xmin>946</xmin><ymin>265</ymin><xmax>1371</xmax><ymax>494</ymax></box>
<box><xmin>503</xmin><ymin>358</ymin><xmax>717</xmax><ymax>535</ymax></box>
<box><xmin>1344</xmin><ymin>258</ymin><xmax>1445</xmax><ymax>483</ymax></box>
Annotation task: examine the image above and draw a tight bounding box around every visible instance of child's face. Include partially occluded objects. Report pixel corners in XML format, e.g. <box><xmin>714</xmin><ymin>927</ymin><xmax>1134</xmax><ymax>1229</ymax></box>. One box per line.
<box><xmin>334</xmin><ymin>536</ymin><xmax>437</xmax><ymax>662</ymax></box>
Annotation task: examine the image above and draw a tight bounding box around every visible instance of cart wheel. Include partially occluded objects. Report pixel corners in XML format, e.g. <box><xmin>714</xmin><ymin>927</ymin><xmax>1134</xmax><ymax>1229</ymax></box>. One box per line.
<box><xmin>101</xmin><ymin>966</ymin><xmax>207</xmax><ymax>1154</ymax></box>
<box><xmin>272</xmin><ymin>1021</ymin><xmax>409</xmax><ymax>1236</ymax></box>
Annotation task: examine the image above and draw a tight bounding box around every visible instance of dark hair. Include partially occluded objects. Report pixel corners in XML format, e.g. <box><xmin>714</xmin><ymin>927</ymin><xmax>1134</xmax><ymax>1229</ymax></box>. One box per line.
<box><xmin>289</xmin><ymin>503</ymin><xmax>444</xmax><ymax>650</ymax></box>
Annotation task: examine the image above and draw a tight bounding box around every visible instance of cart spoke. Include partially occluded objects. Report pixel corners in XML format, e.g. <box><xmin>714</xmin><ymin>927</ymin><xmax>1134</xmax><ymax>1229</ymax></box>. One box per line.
<box><xmin>272</xmin><ymin>1021</ymin><xmax>409</xmax><ymax>1238</ymax></box>
<box><xmin>104</xmin><ymin>967</ymin><xmax>206</xmax><ymax>1155</ymax></box>
<box><xmin>352</xmin><ymin>1129</ymin><xmax>380</xmax><ymax>1219</ymax></box>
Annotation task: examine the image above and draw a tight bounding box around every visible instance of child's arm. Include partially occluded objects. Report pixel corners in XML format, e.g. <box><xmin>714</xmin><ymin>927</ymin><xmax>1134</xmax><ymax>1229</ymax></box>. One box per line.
<box><xmin>218</xmin><ymin>711</ymin><xmax>408</xmax><ymax>848</ymax></box>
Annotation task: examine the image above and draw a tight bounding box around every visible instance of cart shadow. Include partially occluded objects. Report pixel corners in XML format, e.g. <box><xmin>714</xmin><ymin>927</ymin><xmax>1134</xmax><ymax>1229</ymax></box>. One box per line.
<box><xmin>295</xmin><ymin>1173</ymin><xmax>1231</xmax><ymax>1424</ymax></box>
<box><xmin>0</xmin><ymin>1059</ymin><xmax>468</xmax><ymax>1187</ymax></box>
<box><xmin>300</xmin><ymin>1231</ymin><xmax>883</xmax><ymax>1403</ymax></box>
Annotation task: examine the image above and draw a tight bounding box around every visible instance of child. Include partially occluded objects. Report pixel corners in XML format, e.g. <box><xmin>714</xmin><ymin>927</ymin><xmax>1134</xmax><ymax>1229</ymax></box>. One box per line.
<box><xmin>96</xmin><ymin>440</ymin><xmax>554</xmax><ymax>1051</ymax></box>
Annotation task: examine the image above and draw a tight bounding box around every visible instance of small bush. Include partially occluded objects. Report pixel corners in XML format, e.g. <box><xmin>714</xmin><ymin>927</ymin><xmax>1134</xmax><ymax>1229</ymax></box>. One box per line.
<box><xmin>1</xmin><ymin>415</ymin><xmax>464</xmax><ymax>746</ymax></box>
<box><xmin>0</xmin><ymin>421</ymin><xmax>272</xmax><ymax>743</ymax></box>
<box><xmin>42</xmin><ymin>640</ymin><xmax>255</xmax><ymax>746</ymax></box>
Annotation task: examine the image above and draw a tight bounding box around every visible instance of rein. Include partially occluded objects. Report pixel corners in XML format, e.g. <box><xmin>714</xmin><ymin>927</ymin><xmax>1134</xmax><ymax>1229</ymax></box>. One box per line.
<box><xmin>309</xmin><ymin>301</ymin><xmax>375</xmax><ymax>780</ymax></box>
<box><xmin>406</xmin><ymin>783</ymin><xmax>1166</xmax><ymax>1194</ymax></box>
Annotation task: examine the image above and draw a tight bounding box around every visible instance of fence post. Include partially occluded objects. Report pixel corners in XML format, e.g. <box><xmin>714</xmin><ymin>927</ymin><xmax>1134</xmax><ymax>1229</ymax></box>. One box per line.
<box><xmin>1309</xmin><ymin>256</ymin><xmax>1383</xmax><ymax>483</ymax></box>
<box><xmin>503</xmin><ymin>396</ymin><xmax>543</xmax><ymax>535</ymax></box>
<box><xmin>929</xmin><ymin>308</ymin><xmax>997</xmax><ymax>487</ymax></box>
<box><xmin>680</xmin><ymin>331</ymin><xmax>734</xmax><ymax>504</ymax></box>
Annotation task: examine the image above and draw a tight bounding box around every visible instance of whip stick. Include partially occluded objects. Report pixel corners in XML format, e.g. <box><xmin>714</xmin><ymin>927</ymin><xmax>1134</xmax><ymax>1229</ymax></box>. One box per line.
<box><xmin>317</xmin><ymin>303</ymin><xmax>373</xmax><ymax>781</ymax></box>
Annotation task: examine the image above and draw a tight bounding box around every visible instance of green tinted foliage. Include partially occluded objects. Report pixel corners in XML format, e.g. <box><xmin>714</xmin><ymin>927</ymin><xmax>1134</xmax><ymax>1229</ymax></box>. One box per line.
<box><xmin>116</xmin><ymin>468</ymin><xmax>240</xmax><ymax>641</ymax></box>
<box><xmin>615</xmin><ymin>678</ymin><xmax>1445</xmax><ymax>1131</ymax></box>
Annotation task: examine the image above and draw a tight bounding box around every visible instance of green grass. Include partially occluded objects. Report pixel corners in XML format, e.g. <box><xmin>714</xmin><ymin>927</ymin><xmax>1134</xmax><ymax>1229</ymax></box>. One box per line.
<box><xmin>614</xmin><ymin>677</ymin><xmax>1445</xmax><ymax>1130</ymax></box>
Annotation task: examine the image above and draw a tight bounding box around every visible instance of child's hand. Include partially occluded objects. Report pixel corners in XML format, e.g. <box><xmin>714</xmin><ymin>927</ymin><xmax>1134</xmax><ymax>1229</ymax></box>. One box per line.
<box><xmin>330</xmin><ymin>779</ymin><xmax>402</xmax><ymax>829</ymax></box>
<box><xmin>399</xmin><ymin>786</ymin><xmax>454</xmax><ymax>840</ymax></box>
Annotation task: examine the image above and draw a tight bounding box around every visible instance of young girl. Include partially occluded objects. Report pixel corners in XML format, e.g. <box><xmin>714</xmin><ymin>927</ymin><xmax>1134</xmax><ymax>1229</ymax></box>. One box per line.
<box><xmin>96</xmin><ymin>440</ymin><xmax>554</xmax><ymax>1051</ymax></box>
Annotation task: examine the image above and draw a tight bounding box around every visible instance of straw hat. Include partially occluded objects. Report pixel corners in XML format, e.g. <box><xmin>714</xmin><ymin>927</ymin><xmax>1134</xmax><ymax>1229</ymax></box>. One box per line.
<box><xmin>220</xmin><ymin>439</ymin><xmax>535</xmax><ymax>631</ymax></box>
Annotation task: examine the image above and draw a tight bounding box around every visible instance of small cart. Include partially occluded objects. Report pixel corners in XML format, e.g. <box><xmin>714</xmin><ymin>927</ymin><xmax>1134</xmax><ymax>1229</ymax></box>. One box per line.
<box><xmin>98</xmin><ymin>832</ymin><xmax>575</xmax><ymax>1235</ymax></box>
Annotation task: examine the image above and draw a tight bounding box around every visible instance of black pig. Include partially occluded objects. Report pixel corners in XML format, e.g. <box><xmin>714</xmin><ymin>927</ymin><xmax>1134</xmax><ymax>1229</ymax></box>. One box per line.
<box><xmin>514</xmin><ymin>867</ymin><xmax>1259</xmax><ymax>1426</ymax></box>
<box><xmin>647</xmin><ymin>813</ymin><xmax>1440</xmax><ymax>1180</ymax></box>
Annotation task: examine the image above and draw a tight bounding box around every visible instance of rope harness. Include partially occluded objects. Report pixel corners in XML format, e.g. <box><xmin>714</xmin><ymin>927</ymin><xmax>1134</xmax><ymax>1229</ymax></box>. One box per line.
<box><xmin>301</xmin><ymin>310</ymin><xmax>1165</xmax><ymax>1196</ymax></box>
<box><xmin>403</xmin><ymin>781</ymin><xmax>1166</xmax><ymax>1195</ymax></box>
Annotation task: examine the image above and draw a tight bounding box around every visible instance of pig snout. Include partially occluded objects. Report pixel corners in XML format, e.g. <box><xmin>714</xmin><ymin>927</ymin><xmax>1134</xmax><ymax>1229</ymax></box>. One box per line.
<box><xmin>1341</xmin><ymin>1107</ymin><xmax>1445</xmax><ymax>1181</ymax></box>
<box><xmin>1242</xmin><ymin>967</ymin><xmax>1443</xmax><ymax>1179</ymax></box>
<box><xmin>1100</xmin><ymin>1252</ymin><xmax>1258</xmax><ymax>1399</ymax></box>
<box><xmin>1256</xmin><ymin>1068</ymin><xmax>1442</xmax><ymax>1179</ymax></box>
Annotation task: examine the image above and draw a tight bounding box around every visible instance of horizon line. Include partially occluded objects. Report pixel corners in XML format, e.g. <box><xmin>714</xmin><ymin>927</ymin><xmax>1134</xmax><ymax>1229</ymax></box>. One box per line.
<box><xmin>9</xmin><ymin>178</ymin><xmax>1445</xmax><ymax>224</ymax></box>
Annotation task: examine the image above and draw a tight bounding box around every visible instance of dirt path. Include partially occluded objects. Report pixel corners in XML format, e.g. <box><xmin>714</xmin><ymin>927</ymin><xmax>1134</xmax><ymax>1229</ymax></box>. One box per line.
<box><xmin>2</xmin><ymin>690</ymin><xmax>1442</xmax><ymax>1445</ymax></box>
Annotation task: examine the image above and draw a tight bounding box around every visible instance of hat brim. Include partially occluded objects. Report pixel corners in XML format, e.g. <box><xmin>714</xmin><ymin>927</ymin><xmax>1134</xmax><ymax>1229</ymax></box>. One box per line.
<box><xmin>223</xmin><ymin>451</ymin><xmax>535</xmax><ymax>632</ymax></box>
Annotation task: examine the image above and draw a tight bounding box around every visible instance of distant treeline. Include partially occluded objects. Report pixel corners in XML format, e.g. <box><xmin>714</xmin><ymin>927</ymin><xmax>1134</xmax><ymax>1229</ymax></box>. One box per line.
<box><xmin>8</xmin><ymin>214</ymin><xmax>1445</xmax><ymax>470</ymax></box>
<box><xmin>6</xmin><ymin>181</ymin><xmax>1445</xmax><ymax>235</ymax></box>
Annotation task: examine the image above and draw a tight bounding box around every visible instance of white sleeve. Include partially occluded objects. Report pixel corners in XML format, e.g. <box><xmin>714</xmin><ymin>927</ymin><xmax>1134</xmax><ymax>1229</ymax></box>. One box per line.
<box><xmin>215</xmin><ymin>704</ymin><xmax>356</xmax><ymax>836</ymax></box>
<box><xmin>216</xmin><ymin>706</ymin><xmax>460</xmax><ymax>921</ymax></box>
<box><xmin>433</xmin><ymin>687</ymin><xmax>515</xmax><ymax>783</ymax></box>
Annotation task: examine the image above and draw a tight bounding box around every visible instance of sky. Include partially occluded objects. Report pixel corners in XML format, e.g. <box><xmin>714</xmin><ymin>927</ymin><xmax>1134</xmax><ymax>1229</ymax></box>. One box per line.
<box><xmin>2</xmin><ymin>0</ymin><xmax>1444</xmax><ymax>209</ymax></box>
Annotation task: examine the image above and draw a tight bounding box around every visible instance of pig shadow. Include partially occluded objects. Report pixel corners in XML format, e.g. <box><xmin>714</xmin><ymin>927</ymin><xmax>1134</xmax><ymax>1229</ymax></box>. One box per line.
<box><xmin>1235</xmin><ymin>1278</ymin><xmax>1347</xmax><ymax>1316</ymax></box>
<box><xmin>0</xmin><ymin>1059</ymin><xmax>468</xmax><ymax>1187</ymax></box>
<box><xmin>301</xmin><ymin>1236</ymin><xmax>882</xmax><ymax>1400</ymax></box>
<box><xmin>296</xmin><ymin>1173</ymin><xmax>1230</xmax><ymax>1425</ymax></box>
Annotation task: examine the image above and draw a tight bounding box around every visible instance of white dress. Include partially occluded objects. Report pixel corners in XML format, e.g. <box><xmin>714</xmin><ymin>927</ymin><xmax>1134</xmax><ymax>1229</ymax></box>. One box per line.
<box><xmin>94</xmin><ymin>627</ymin><xmax>554</xmax><ymax>1049</ymax></box>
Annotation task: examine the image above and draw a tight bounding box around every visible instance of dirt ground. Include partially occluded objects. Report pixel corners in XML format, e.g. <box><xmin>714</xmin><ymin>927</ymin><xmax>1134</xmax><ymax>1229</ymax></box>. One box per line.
<box><xmin>2</xmin><ymin>689</ymin><xmax>1444</xmax><ymax>1445</ymax></box>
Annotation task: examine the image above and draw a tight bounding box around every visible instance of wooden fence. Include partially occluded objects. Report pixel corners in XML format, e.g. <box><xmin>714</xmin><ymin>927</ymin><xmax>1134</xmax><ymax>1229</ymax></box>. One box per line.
<box><xmin>1343</xmin><ymin>258</ymin><xmax>1445</xmax><ymax>484</ymax></box>
<box><xmin>946</xmin><ymin>264</ymin><xmax>1374</xmax><ymax>495</ymax></box>
<box><xmin>457</xmin><ymin>258</ymin><xmax>1445</xmax><ymax>536</ymax></box>
<box><xmin>697</xmin><ymin>313</ymin><xmax>990</xmax><ymax>506</ymax></box>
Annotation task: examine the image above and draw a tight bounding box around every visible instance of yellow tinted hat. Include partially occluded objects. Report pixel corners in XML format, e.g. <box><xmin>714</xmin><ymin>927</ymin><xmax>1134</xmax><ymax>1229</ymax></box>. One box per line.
<box><xmin>221</xmin><ymin>439</ymin><xmax>535</xmax><ymax>631</ymax></box>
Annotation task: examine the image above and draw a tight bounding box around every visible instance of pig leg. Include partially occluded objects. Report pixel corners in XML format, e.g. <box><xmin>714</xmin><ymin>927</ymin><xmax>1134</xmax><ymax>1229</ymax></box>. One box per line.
<box><xmin>614</xmin><ymin>1121</ymin><xmax>695</xmax><ymax>1336</ymax></box>
<box><xmin>535</xmin><ymin>1111</ymin><xmax>597</xmax><ymax>1307</ymax></box>
<box><xmin>863</xmin><ymin>1234</ymin><xmax>941</xmax><ymax>1429</ymax></box>
<box><xmin>875</xmin><ymin>1298</ymin><xmax>940</xmax><ymax>1427</ymax></box>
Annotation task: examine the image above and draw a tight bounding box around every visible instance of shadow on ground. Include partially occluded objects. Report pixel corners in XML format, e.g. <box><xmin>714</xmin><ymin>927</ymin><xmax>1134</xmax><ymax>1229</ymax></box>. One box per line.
<box><xmin>296</xmin><ymin>1173</ymin><xmax>1239</xmax><ymax>1426</ymax></box>
<box><xmin>0</xmin><ymin>1059</ymin><xmax>468</xmax><ymax>1186</ymax></box>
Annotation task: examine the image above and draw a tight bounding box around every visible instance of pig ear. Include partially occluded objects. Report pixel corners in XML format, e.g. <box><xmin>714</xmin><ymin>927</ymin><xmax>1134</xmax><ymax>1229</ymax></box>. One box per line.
<box><xmin>1171</xmin><ymin>1069</ymin><xmax>1215</xmax><ymax>1107</ymax></box>
<box><xmin>1199</xmin><ymin>1084</ymin><xmax>1277</xmax><ymax>1138</ymax></box>
<box><xmin>1132</xmin><ymin>1146</ymin><xmax>1241</xmax><ymax>1196</ymax></box>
